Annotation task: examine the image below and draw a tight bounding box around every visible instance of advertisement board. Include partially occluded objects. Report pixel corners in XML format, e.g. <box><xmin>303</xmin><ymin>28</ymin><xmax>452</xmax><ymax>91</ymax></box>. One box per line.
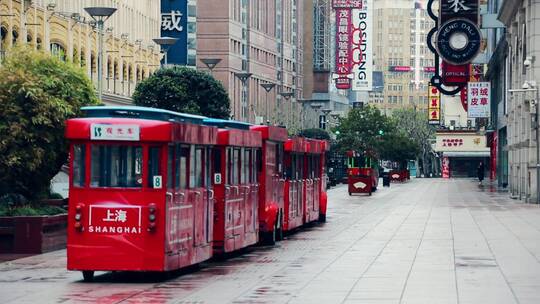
<box><xmin>467</xmin><ymin>82</ymin><xmax>491</xmax><ymax>118</ymax></box>
<box><xmin>334</xmin><ymin>9</ymin><xmax>353</xmax><ymax>89</ymax></box>
<box><xmin>161</xmin><ymin>0</ymin><xmax>188</xmax><ymax>65</ymax></box>
<box><xmin>428</xmin><ymin>85</ymin><xmax>441</xmax><ymax>125</ymax></box>
<box><xmin>351</xmin><ymin>0</ymin><xmax>372</xmax><ymax>91</ymax></box>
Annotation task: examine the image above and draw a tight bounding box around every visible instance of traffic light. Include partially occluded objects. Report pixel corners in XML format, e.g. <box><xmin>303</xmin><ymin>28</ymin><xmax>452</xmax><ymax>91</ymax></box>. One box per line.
<box><xmin>378</xmin><ymin>130</ymin><xmax>384</xmax><ymax>136</ymax></box>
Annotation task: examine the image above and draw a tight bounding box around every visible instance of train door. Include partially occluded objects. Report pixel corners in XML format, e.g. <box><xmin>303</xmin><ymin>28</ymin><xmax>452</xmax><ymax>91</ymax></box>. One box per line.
<box><xmin>191</xmin><ymin>146</ymin><xmax>207</xmax><ymax>248</ymax></box>
<box><xmin>305</xmin><ymin>154</ymin><xmax>314</xmax><ymax>222</ymax></box>
<box><xmin>165</xmin><ymin>145</ymin><xmax>179</xmax><ymax>270</ymax></box>
<box><xmin>174</xmin><ymin>145</ymin><xmax>192</xmax><ymax>267</ymax></box>
<box><xmin>243</xmin><ymin>148</ymin><xmax>256</xmax><ymax>235</ymax></box>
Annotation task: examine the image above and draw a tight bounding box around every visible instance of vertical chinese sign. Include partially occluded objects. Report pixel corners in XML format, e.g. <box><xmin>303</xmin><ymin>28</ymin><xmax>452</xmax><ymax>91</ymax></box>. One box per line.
<box><xmin>428</xmin><ymin>85</ymin><xmax>441</xmax><ymax>125</ymax></box>
<box><xmin>332</xmin><ymin>0</ymin><xmax>362</xmax><ymax>90</ymax></box>
<box><xmin>467</xmin><ymin>81</ymin><xmax>490</xmax><ymax>118</ymax></box>
<box><xmin>161</xmin><ymin>0</ymin><xmax>188</xmax><ymax>65</ymax></box>
<box><xmin>351</xmin><ymin>0</ymin><xmax>372</xmax><ymax>91</ymax></box>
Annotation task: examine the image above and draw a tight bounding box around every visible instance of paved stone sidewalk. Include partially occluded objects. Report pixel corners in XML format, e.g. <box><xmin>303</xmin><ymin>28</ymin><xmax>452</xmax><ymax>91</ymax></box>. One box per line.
<box><xmin>1</xmin><ymin>179</ymin><xmax>540</xmax><ymax>304</ymax></box>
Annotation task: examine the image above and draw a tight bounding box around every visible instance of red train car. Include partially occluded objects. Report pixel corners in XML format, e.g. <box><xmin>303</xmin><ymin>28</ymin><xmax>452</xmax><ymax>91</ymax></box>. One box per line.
<box><xmin>250</xmin><ymin>125</ymin><xmax>288</xmax><ymax>245</ymax></box>
<box><xmin>65</xmin><ymin>106</ymin><xmax>330</xmax><ymax>281</ymax></box>
<box><xmin>203</xmin><ymin>119</ymin><xmax>262</xmax><ymax>253</ymax></box>
<box><xmin>66</xmin><ymin>106</ymin><xmax>217</xmax><ymax>281</ymax></box>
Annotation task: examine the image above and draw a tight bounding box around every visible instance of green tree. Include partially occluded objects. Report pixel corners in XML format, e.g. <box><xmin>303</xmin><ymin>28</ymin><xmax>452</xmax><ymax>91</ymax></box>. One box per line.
<box><xmin>334</xmin><ymin>106</ymin><xmax>393</xmax><ymax>157</ymax></box>
<box><xmin>133</xmin><ymin>66</ymin><xmax>231</xmax><ymax>119</ymax></box>
<box><xmin>297</xmin><ymin>128</ymin><xmax>331</xmax><ymax>140</ymax></box>
<box><xmin>392</xmin><ymin>108</ymin><xmax>436</xmax><ymax>175</ymax></box>
<box><xmin>0</xmin><ymin>47</ymin><xmax>99</xmax><ymax>201</ymax></box>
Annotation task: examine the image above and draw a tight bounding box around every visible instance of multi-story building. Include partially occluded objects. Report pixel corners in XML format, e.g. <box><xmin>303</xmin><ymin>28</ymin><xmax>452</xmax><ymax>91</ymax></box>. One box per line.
<box><xmin>302</xmin><ymin>0</ymin><xmax>350</xmax><ymax>130</ymax></box>
<box><xmin>497</xmin><ymin>0</ymin><xmax>540</xmax><ymax>202</ymax></box>
<box><xmin>368</xmin><ymin>0</ymin><xmax>435</xmax><ymax>114</ymax></box>
<box><xmin>0</xmin><ymin>0</ymin><xmax>161</xmax><ymax>105</ymax></box>
<box><xmin>197</xmin><ymin>0</ymin><xmax>306</xmax><ymax>131</ymax></box>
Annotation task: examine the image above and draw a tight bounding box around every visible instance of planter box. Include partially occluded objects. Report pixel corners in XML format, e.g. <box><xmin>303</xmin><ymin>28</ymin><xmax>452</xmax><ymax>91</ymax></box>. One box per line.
<box><xmin>0</xmin><ymin>214</ymin><xmax>67</xmax><ymax>254</ymax></box>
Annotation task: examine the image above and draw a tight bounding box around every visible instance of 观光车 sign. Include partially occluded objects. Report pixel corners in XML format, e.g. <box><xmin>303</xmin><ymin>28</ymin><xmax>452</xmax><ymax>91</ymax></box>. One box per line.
<box><xmin>161</xmin><ymin>0</ymin><xmax>188</xmax><ymax>65</ymax></box>
<box><xmin>351</xmin><ymin>0</ymin><xmax>372</xmax><ymax>91</ymax></box>
<box><xmin>467</xmin><ymin>81</ymin><xmax>490</xmax><ymax>118</ymax></box>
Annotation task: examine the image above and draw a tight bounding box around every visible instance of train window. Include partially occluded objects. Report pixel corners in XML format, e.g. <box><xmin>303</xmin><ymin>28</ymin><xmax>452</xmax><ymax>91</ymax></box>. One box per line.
<box><xmin>194</xmin><ymin>147</ymin><xmax>204</xmax><ymax>188</ymax></box>
<box><xmin>90</xmin><ymin>145</ymin><xmax>143</xmax><ymax>188</ymax></box>
<box><xmin>233</xmin><ymin>148</ymin><xmax>241</xmax><ymax>185</ymax></box>
<box><xmin>72</xmin><ymin>144</ymin><xmax>86</xmax><ymax>187</ymax></box>
<box><xmin>178</xmin><ymin>146</ymin><xmax>189</xmax><ymax>189</ymax></box>
<box><xmin>226</xmin><ymin>148</ymin><xmax>232</xmax><ymax>184</ymax></box>
<box><xmin>243</xmin><ymin>149</ymin><xmax>251</xmax><ymax>184</ymax></box>
<box><xmin>276</xmin><ymin>143</ymin><xmax>284</xmax><ymax>177</ymax></box>
<box><xmin>255</xmin><ymin>148</ymin><xmax>261</xmax><ymax>183</ymax></box>
<box><xmin>168</xmin><ymin>146</ymin><xmax>174</xmax><ymax>188</ymax></box>
<box><xmin>148</xmin><ymin>146</ymin><xmax>162</xmax><ymax>188</ymax></box>
<box><xmin>213</xmin><ymin>148</ymin><xmax>221</xmax><ymax>177</ymax></box>
<box><xmin>206</xmin><ymin>147</ymin><xmax>212</xmax><ymax>187</ymax></box>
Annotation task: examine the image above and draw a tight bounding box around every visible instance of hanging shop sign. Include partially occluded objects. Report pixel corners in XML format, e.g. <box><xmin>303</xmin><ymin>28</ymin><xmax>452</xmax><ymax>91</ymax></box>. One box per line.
<box><xmin>334</xmin><ymin>8</ymin><xmax>353</xmax><ymax>89</ymax></box>
<box><xmin>467</xmin><ymin>81</ymin><xmax>490</xmax><ymax>118</ymax></box>
<box><xmin>351</xmin><ymin>0</ymin><xmax>372</xmax><ymax>91</ymax></box>
<box><xmin>428</xmin><ymin>85</ymin><xmax>441</xmax><ymax>125</ymax></box>
<box><xmin>161</xmin><ymin>0</ymin><xmax>188</xmax><ymax>65</ymax></box>
<box><xmin>332</xmin><ymin>0</ymin><xmax>362</xmax><ymax>8</ymax></box>
<box><xmin>436</xmin><ymin>18</ymin><xmax>482</xmax><ymax>65</ymax></box>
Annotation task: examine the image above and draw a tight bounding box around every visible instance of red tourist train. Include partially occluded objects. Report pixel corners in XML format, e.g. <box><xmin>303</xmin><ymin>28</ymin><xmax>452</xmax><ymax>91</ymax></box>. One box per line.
<box><xmin>65</xmin><ymin>106</ymin><xmax>328</xmax><ymax>281</ymax></box>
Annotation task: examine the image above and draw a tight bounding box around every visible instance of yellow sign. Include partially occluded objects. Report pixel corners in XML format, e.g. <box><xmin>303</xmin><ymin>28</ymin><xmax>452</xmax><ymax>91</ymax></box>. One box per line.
<box><xmin>428</xmin><ymin>85</ymin><xmax>440</xmax><ymax>125</ymax></box>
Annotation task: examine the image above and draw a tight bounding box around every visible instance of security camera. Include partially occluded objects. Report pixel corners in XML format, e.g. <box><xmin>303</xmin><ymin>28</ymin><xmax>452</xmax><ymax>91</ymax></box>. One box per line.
<box><xmin>523</xmin><ymin>81</ymin><xmax>531</xmax><ymax>89</ymax></box>
<box><xmin>524</xmin><ymin>56</ymin><xmax>533</xmax><ymax>68</ymax></box>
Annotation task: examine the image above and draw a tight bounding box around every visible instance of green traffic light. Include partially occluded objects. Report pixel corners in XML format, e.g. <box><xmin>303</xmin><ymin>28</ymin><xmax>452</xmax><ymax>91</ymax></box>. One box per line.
<box><xmin>378</xmin><ymin>130</ymin><xmax>384</xmax><ymax>135</ymax></box>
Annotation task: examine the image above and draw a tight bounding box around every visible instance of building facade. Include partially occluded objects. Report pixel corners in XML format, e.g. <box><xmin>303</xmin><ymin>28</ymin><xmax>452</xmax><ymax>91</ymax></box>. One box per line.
<box><xmin>197</xmin><ymin>0</ymin><xmax>308</xmax><ymax>132</ymax></box>
<box><xmin>0</xmin><ymin>0</ymin><xmax>161</xmax><ymax>104</ymax></box>
<box><xmin>368</xmin><ymin>0</ymin><xmax>435</xmax><ymax>114</ymax></box>
<box><xmin>497</xmin><ymin>0</ymin><xmax>540</xmax><ymax>202</ymax></box>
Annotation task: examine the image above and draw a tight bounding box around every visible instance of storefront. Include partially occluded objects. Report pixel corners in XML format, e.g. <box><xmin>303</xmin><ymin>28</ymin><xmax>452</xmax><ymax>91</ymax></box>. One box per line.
<box><xmin>436</xmin><ymin>132</ymin><xmax>490</xmax><ymax>178</ymax></box>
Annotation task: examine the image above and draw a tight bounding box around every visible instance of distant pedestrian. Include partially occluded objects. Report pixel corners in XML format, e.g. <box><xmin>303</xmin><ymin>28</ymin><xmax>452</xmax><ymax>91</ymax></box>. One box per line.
<box><xmin>477</xmin><ymin>162</ymin><xmax>485</xmax><ymax>185</ymax></box>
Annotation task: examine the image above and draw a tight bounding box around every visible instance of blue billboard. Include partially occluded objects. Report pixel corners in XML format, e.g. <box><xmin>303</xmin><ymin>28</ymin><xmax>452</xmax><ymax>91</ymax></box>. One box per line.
<box><xmin>161</xmin><ymin>0</ymin><xmax>188</xmax><ymax>65</ymax></box>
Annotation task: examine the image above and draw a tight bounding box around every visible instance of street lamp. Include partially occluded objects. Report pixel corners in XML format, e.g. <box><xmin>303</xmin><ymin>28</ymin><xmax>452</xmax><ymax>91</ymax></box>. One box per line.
<box><xmin>201</xmin><ymin>58</ymin><xmax>221</xmax><ymax>75</ymax></box>
<box><xmin>153</xmin><ymin>37</ymin><xmax>179</xmax><ymax>66</ymax></box>
<box><xmin>260</xmin><ymin>82</ymin><xmax>276</xmax><ymax>124</ymax></box>
<box><xmin>84</xmin><ymin>6</ymin><xmax>117</xmax><ymax>102</ymax></box>
<box><xmin>509</xmin><ymin>80</ymin><xmax>539</xmax><ymax>204</ymax></box>
<box><xmin>235</xmin><ymin>72</ymin><xmax>252</xmax><ymax>122</ymax></box>
<box><xmin>278</xmin><ymin>91</ymin><xmax>294</xmax><ymax>127</ymax></box>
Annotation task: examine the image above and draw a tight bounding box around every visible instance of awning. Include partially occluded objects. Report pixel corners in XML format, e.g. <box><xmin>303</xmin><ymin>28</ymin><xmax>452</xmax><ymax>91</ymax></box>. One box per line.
<box><xmin>443</xmin><ymin>151</ymin><xmax>490</xmax><ymax>157</ymax></box>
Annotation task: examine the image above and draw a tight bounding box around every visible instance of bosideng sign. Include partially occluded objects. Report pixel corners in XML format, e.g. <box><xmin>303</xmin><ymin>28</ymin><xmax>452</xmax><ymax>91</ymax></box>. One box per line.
<box><xmin>351</xmin><ymin>0</ymin><xmax>372</xmax><ymax>91</ymax></box>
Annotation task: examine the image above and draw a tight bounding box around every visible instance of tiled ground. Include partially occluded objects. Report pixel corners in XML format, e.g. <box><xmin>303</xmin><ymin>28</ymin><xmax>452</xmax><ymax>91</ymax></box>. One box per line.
<box><xmin>1</xmin><ymin>179</ymin><xmax>540</xmax><ymax>304</ymax></box>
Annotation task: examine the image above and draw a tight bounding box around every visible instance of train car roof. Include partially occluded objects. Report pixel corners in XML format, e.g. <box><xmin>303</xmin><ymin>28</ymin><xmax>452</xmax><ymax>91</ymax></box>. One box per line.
<box><xmin>250</xmin><ymin>125</ymin><xmax>288</xmax><ymax>142</ymax></box>
<box><xmin>202</xmin><ymin>118</ymin><xmax>252</xmax><ymax>130</ymax></box>
<box><xmin>81</xmin><ymin>106</ymin><xmax>207</xmax><ymax>125</ymax></box>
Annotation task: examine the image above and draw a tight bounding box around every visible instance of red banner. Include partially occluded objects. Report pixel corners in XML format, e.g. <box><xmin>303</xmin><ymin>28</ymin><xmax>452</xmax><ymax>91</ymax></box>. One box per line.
<box><xmin>335</xmin><ymin>9</ymin><xmax>352</xmax><ymax>89</ymax></box>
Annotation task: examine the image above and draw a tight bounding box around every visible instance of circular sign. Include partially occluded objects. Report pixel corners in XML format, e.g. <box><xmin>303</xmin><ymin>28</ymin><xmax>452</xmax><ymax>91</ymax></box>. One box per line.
<box><xmin>436</xmin><ymin>19</ymin><xmax>482</xmax><ymax>65</ymax></box>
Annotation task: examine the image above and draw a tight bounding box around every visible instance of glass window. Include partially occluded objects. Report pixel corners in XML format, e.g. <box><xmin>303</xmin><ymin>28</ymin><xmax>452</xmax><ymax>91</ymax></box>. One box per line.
<box><xmin>148</xmin><ymin>146</ymin><xmax>162</xmax><ymax>188</ymax></box>
<box><xmin>178</xmin><ymin>146</ymin><xmax>189</xmax><ymax>189</ymax></box>
<box><xmin>168</xmin><ymin>146</ymin><xmax>174</xmax><ymax>188</ymax></box>
<box><xmin>242</xmin><ymin>149</ymin><xmax>250</xmax><ymax>184</ymax></box>
<box><xmin>189</xmin><ymin>146</ymin><xmax>196</xmax><ymax>188</ymax></box>
<box><xmin>195</xmin><ymin>147</ymin><xmax>204</xmax><ymax>188</ymax></box>
<box><xmin>234</xmin><ymin>148</ymin><xmax>241</xmax><ymax>184</ymax></box>
<box><xmin>91</xmin><ymin>145</ymin><xmax>142</xmax><ymax>188</ymax></box>
<box><xmin>72</xmin><ymin>144</ymin><xmax>86</xmax><ymax>187</ymax></box>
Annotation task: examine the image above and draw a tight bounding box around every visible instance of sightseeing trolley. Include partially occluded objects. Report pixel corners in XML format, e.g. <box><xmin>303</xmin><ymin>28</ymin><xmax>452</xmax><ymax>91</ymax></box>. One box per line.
<box><xmin>347</xmin><ymin>151</ymin><xmax>379</xmax><ymax>196</ymax></box>
<box><xmin>66</xmin><ymin>106</ymin><xmax>217</xmax><ymax>281</ymax></box>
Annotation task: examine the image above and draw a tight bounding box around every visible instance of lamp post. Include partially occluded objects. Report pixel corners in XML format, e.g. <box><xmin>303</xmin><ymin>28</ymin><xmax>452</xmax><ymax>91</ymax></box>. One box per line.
<box><xmin>509</xmin><ymin>81</ymin><xmax>539</xmax><ymax>204</ymax></box>
<box><xmin>260</xmin><ymin>82</ymin><xmax>275</xmax><ymax>124</ymax></box>
<box><xmin>84</xmin><ymin>7</ymin><xmax>117</xmax><ymax>102</ymax></box>
<box><xmin>201</xmin><ymin>58</ymin><xmax>221</xmax><ymax>76</ymax></box>
<box><xmin>235</xmin><ymin>72</ymin><xmax>252</xmax><ymax>121</ymax></box>
<box><xmin>279</xmin><ymin>91</ymin><xmax>294</xmax><ymax>127</ymax></box>
<box><xmin>153</xmin><ymin>37</ymin><xmax>179</xmax><ymax>66</ymax></box>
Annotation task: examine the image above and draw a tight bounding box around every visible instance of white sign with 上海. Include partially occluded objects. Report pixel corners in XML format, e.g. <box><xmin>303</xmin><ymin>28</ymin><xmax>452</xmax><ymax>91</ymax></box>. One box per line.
<box><xmin>467</xmin><ymin>82</ymin><xmax>491</xmax><ymax>118</ymax></box>
<box><xmin>90</xmin><ymin>124</ymin><xmax>140</xmax><ymax>141</ymax></box>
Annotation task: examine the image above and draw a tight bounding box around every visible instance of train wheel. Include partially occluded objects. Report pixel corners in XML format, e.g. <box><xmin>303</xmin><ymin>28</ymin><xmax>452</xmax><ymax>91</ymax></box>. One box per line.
<box><xmin>261</xmin><ymin>229</ymin><xmax>276</xmax><ymax>245</ymax></box>
<box><xmin>82</xmin><ymin>271</ymin><xmax>94</xmax><ymax>282</ymax></box>
<box><xmin>319</xmin><ymin>213</ymin><xmax>326</xmax><ymax>222</ymax></box>
<box><xmin>348</xmin><ymin>192</ymin><xmax>352</xmax><ymax>196</ymax></box>
<box><xmin>368</xmin><ymin>191</ymin><xmax>372</xmax><ymax>196</ymax></box>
